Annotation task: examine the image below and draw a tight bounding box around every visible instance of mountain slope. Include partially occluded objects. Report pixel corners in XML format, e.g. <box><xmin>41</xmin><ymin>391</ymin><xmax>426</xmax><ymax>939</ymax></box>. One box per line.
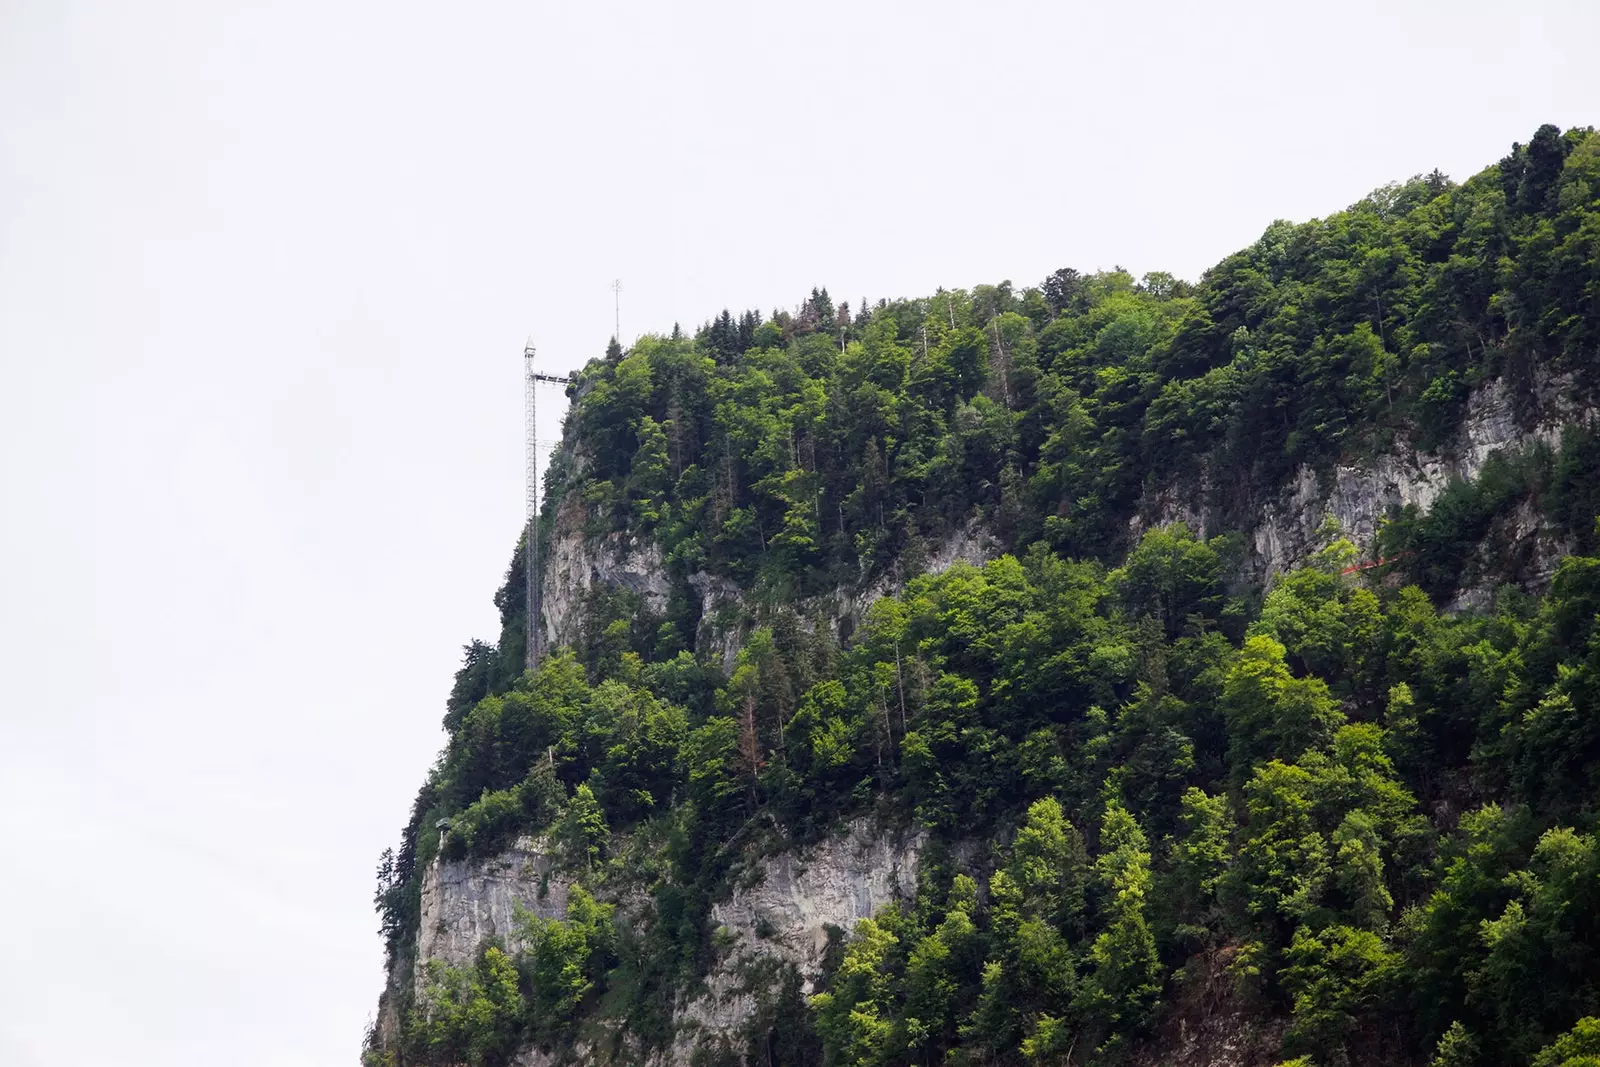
<box><xmin>367</xmin><ymin>125</ymin><xmax>1600</xmax><ymax>1067</ymax></box>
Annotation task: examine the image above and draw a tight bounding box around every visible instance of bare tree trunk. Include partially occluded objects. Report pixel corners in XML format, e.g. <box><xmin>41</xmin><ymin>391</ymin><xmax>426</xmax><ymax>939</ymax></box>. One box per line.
<box><xmin>992</xmin><ymin>317</ymin><xmax>1013</xmax><ymax>410</ymax></box>
<box><xmin>893</xmin><ymin>638</ymin><xmax>907</xmax><ymax>732</ymax></box>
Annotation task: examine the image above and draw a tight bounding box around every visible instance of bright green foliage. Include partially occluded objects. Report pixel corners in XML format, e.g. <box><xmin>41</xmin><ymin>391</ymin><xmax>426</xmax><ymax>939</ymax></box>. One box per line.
<box><xmin>1259</xmin><ymin>540</ymin><xmax>1386</xmax><ymax>706</ymax></box>
<box><xmin>1231</xmin><ymin>724</ymin><xmax>1421</xmax><ymax>935</ymax></box>
<box><xmin>1167</xmin><ymin>787</ymin><xmax>1232</xmax><ymax>941</ymax></box>
<box><xmin>1533</xmin><ymin>1018</ymin><xmax>1600</xmax><ymax>1067</ymax></box>
<box><xmin>627</xmin><ymin>415</ymin><xmax>671</xmax><ymax>529</ymax></box>
<box><xmin>1281</xmin><ymin>924</ymin><xmax>1397</xmax><ymax>1057</ymax></box>
<box><xmin>400</xmin><ymin>888</ymin><xmax>616</xmax><ymax>1065</ymax></box>
<box><xmin>1018</xmin><ymin>1013</ymin><xmax>1072</xmax><ymax>1064</ymax></box>
<box><xmin>556</xmin><ymin>783</ymin><xmax>609</xmax><ymax>870</ymax></box>
<box><xmin>1463</xmin><ymin>827</ymin><xmax>1600</xmax><ymax>1060</ymax></box>
<box><xmin>1234</xmin><ymin>760</ymin><xmax>1334</xmax><ymax>926</ymax></box>
<box><xmin>683</xmin><ymin>715</ymin><xmax>742</xmax><ymax>825</ymax></box>
<box><xmin>1081</xmin><ymin>801</ymin><xmax>1162</xmax><ymax>1035</ymax></box>
<box><xmin>1009</xmin><ymin>797</ymin><xmax>1088</xmax><ymax>934</ymax></box>
<box><xmin>811</xmin><ymin>917</ymin><xmax>901</xmax><ymax>1066</ymax></box>
<box><xmin>516</xmin><ymin>885</ymin><xmax>617</xmax><ymax>1038</ymax></box>
<box><xmin>1222</xmin><ymin>634</ymin><xmax>1343</xmax><ymax>777</ymax></box>
<box><xmin>406</xmin><ymin>947</ymin><xmax>525</xmax><ymax>1067</ymax></box>
<box><xmin>1111</xmin><ymin>522</ymin><xmax>1226</xmax><ymax>639</ymax></box>
<box><xmin>903</xmin><ymin>886</ymin><xmax>981</xmax><ymax>1061</ymax></box>
<box><xmin>1430</xmin><ymin>1021</ymin><xmax>1478</xmax><ymax>1067</ymax></box>
<box><xmin>583</xmin><ymin>680</ymin><xmax>686</xmax><ymax>820</ymax></box>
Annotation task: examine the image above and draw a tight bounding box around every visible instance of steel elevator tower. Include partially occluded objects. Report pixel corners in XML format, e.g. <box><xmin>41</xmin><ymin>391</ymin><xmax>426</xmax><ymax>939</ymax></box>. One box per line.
<box><xmin>523</xmin><ymin>341</ymin><xmax>573</xmax><ymax>673</ymax></box>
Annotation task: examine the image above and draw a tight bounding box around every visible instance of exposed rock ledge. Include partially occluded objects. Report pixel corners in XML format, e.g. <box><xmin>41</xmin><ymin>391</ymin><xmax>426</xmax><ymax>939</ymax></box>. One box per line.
<box><xmin>408</xmin><ymin>820</ymin><xmax>924</xmax><ymax>1066</ymax></box>
<box><xmin>1138</xmin><ymin>373</ymin><xmax>1593</xmax><ymax>587</ymax></box>
<box><xmin>541</xmin><ymin>496</ymin><xmax>670</xmax><ymax>652</ymax></box>
<box><xmin>544</xmin><ymin>501</ymin><xmax>1000</xmax><ymax>672</ymax></box>
<box><xmin>1249</xmin><ymin>375</ymin><xmax>1577</xmax><ymax>581</ymax></box>
<box><xmin>667</xmin><ymin>821</ymin><xmax>925</xmax><ymax>1063</ymax></box>
<box><xmin>414</xmin><ymin>837</ymin><xmax>570</xmax><ymax>996</ymax></box>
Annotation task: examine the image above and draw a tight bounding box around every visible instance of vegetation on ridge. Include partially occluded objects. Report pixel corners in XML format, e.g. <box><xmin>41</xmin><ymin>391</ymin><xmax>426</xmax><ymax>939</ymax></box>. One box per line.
<box><xmin>369</xmin><ymin>125</ymin><xmax>1600</xmax><ymax>1067</ymax></box>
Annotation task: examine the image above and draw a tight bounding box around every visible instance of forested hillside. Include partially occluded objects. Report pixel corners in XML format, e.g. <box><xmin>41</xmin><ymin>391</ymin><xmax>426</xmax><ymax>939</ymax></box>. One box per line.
<box><xmin>368</xmin><ymin>125</ymin><xmax>1600</xmax><ymax>1067</ymax></box>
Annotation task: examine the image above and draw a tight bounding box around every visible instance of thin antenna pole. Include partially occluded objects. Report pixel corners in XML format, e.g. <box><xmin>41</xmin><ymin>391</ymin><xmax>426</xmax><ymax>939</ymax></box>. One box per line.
<box><xmin>524</xmin><ymin>340</ymin><xmax>540</xmax><ymax>672</ymax></box>
<box><xmin>611</xmin><ymin>279</ymin><xmax>622</xmax><ymax>343</ymax></box>
<box><xmin>522</xmin><ymin>344</ymin><xmax>576</xmax><ymax>674</ymax></box>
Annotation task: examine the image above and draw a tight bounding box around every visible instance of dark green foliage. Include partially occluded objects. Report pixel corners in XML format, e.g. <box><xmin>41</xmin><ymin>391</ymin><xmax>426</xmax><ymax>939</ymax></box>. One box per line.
<box><xmin>374</xmin><ymin>127</ymin><xmax>1600</xmax><ymax>1067</ymax></box>
<box><xmin>1381</xmin><ymin>446</ymin><xmax>1554</xmax><ymax>603</ymax></box>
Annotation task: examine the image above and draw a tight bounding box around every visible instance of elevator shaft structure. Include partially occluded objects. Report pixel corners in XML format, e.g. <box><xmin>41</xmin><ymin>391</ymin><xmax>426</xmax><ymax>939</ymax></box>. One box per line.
<box><xmin>524</xmin><ymin>341</ymin><xmax>573</xmax><ymax>673</ymax></box>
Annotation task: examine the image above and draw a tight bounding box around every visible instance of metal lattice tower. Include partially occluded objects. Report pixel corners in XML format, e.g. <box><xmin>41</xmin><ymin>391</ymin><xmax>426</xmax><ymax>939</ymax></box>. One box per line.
<box><xmin>524</xmin><ymin>341</ymin><xmax>573</xmax><ymax>673</ymax></box>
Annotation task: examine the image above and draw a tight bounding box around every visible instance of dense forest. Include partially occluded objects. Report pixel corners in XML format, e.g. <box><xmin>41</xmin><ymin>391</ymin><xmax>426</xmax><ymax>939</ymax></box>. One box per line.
<box><xmin>368</xmin><ymin>125</ymin><xmax>1600</xmax><ymax>1067</ymax></box>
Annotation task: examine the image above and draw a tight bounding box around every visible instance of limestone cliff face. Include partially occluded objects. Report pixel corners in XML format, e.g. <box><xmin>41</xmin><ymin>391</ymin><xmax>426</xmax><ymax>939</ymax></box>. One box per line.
<box><xmin>666</xmin><ymin>822</ymin><xmax>925</xmax><ymax>1065</ymax></box>
<box><xmin>1137</xmin><ymin>372</ymin><xmax>1593</xmax><ymax>591</ymax></box>
<box><xmin>414</xmin><ymin>838</ymin><xmax>571</xmax><ymax>992</ymax></box>
<box><xmin>540</xmin><ymin>499</ymin><xmax>1000</xmax><ymax>667</ymax></box>
<box><xmin>545</xmin><ymin>373</ymin><xmax>1593</xmax><ymax>657</ymax></box>
<box><xmin>393</xmin><ymin>821</ymin><xmax>923</xmax><ymax>1067</ymax></box>
<box><xmin>540</xmin><ymin>496</ymin><xmax>671</xmax><ymax>652</ymax></box>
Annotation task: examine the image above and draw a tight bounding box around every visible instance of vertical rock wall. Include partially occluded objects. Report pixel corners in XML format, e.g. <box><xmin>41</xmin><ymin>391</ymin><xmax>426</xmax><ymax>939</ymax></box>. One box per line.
<box><xmin>412</xmin><ymin>837</ymin><xmax>572</xmax><ymax>993</ymax></box>
<box><xmin>390</xmin><ymin>821</ymin><xmax>923</xmax><ymax>1066</ymax></box>
<box><xmin>1137</xmin><ymin>373</ymin><xmax>1593</xmax><ymax>587</ymax></box>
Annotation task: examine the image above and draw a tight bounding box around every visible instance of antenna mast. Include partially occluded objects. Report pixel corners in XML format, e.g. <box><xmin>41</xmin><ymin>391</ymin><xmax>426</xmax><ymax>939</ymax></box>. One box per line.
<box><xmin>522</xmin><ymin>341</ymin><xmax>574</xmax><ymax>674</ymax></box>
<box><xmin>612</xmin><ymin>278</ymin><xmax>622</xmax><ymax>342</ymax></box>
<box><xmin>524</xmin><ymin>341</ymin><xmax>540</xmax><ymax>672</ymax></box>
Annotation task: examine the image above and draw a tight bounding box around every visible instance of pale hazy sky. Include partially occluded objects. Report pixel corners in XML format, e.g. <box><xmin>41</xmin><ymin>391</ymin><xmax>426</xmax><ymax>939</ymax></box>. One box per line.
<box><xmin>0</xmin><ymin>2</ymin><xmax>1594</xmax><ymax>1064</ymax></box>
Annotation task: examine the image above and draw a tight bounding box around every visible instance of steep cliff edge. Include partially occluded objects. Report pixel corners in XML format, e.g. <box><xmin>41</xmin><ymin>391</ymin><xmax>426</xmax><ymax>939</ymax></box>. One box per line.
<box><xmin>384</xmin><ymin>820</ymin><xmax>923</xmax><ymax>1067</ymax></box>
<box><xmin>416</xmin><ymin>839</ymin><xmax>573</xmax><ymax>986</ymax></box>
<box><xmin>370</xmin><ymin>126</ymin><xmax>1600</xmax><ymax>1067</ymax></box>
<box><xmin>1137</xmin><ymin>370</ymin><xmax>1594</xmax><ymax>595</ymax></box>
<box><xmin>376</xmin><ymin>368</ymin><xmax>1597</xmax><ymax>1065</ymax></box>
<box><xmin>549</xmin><ymin>368</ymin><xmax>1595</xmax><ymax>663</ymax></box>
<box><xmin>539</xmin><ymin>497</ymin><xmax>1001</xmax><ymax>671</ymax></box>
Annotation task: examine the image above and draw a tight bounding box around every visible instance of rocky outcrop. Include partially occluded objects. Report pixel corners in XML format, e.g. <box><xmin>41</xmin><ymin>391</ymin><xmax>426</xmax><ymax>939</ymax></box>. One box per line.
<box><xmin>393</xmin><ymin>820</ymin><xmax>923</xmax><ymax>1066</ymax></box>
<box><xmin>413</xmin><ymin>836</ymin><xmax>571</xmax><ymax>993</ymax></box>
<box><xmin>924</xmin><ymin>520</ymin><xmax>1002</xmax><ymax>575</ymax></box>
<box><xmin>1140</xmin><ymin>373</ymin><xmax>1593</xmax><ymax>589</ymax></box>
<box><xmin>1446</xmin><ymin>496</ymin><xmax>1577</xmax><ymax>613</ymax></box>
<box><xmin>1248</xmin><ymin>377</ymin><xmax>1578</xmax><ymax>581</ymax></box>
<box><xmin>667</xmin><ymin>822</ymin><xmax>925</xmax><ymax>1063</ymax></box>
<box><xmin>688</xmin><ymin>569</ymin><xmax>744</xmax><ymax>675</ymax></box>
<box><xmin>544</xmin><ymin>497</ymin><xmax>999</xmax><ymax>672</ymax></box>
<box><xmin>845</xmin><ymin>520</ymin><xmax>1002</xmax><ymax>619</ymax></box>
<box><xmin>541</xmin><ymin>497</ymin><xmax>670</xmax><ymax>650</ymax></box>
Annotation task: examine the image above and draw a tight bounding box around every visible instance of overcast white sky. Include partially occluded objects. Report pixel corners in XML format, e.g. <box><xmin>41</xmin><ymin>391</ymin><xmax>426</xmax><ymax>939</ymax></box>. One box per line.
<box><xmin>0</xmin><ymin>1</ymin><xmax>1594</xmax><ymax>1064</ymax></box>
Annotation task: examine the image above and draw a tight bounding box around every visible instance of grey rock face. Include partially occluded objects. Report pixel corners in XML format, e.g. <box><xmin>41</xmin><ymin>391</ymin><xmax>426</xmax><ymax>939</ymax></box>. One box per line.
<box><xmin>413</xmin><ymin>836</ymin><xmax>570</xmax><ymax>995</ymax></box>
<box><xmin>541</xmin><ymin>498</ymin><xmax>671</xmax><ymax>651</ymax></box>
<box><xmin>545</xmin><ymin>502</ymin><xmax>998</xmax><ymax>676</ymax></box>
<box><xmin>1249</xmin><ymin>378</ymin><xmax>1575</xmax><ymax>581</ymax></box>
<box><xmin>923</xmin><ymin>519</ymin><xmax>1002</xmax><ymax>575</ymax></box>
<box><xmin>664</xmin><ymin>822</ymin><xmax>923</xmax><ymax>1064</ymax></box>
<box><xmin>719</xmin><ymin>821</ymin><xmax>922</xmax><ymax>976</ymax></box>
<box><xmin>1139</xmin><ymin>374</ymin><xmax>1591</xmax><ymax>589</ymax></box>
<box><xmin>688</xmin><ymin>569</ymin><xmax>744</xmax><ymax>675</ymax></box>
<box><xmin>400</xmin><ymin>820</ymin><xmax>921</xmax><ymax>1066</ymax></box>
